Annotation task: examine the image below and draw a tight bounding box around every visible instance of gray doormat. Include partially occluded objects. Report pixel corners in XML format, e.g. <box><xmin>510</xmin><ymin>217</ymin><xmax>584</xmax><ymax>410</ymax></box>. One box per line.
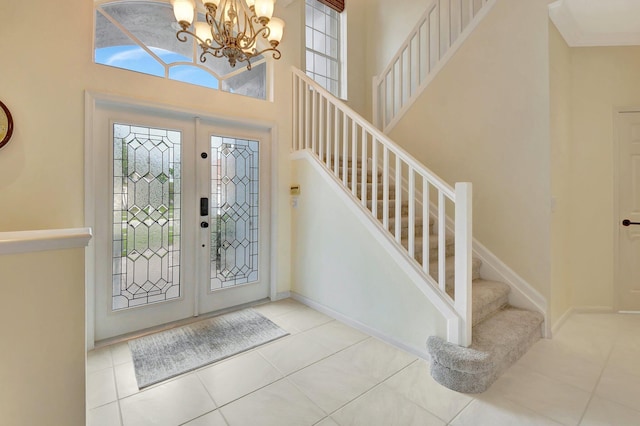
<box><xmin>128</xmin><ymin>308</ymin><xmax>288</xmax><ymax>389</ymax></box>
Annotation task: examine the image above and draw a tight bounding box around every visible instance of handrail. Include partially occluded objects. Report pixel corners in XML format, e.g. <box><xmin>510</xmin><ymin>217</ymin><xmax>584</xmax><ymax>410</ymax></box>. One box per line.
<box><xmin>293</xmin><ymin>69</ymin><xmax>454</xmax><ymax>199</ymax></box>
<box><xmin>292</xmin><ymin>66</ymin><xmax>472</xmax><ymax>346</ymax></box>
<box><xmin>373</xmin><ymin>0</ymin><xmax>496</xmax><ymax>133</ymax></box>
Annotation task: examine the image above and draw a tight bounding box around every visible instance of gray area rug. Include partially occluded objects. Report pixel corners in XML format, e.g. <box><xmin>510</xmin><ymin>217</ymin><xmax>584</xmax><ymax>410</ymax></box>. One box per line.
<box><xmin>129</xmin><ymin>308</ymin><xmax>288</xmax><ymax>389</ymax></box>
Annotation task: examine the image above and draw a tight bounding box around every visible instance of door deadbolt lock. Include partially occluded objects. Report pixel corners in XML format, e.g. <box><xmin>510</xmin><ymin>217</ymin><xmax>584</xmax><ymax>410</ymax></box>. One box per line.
<box><xmin>200</xmin><ymin>221</ymin><xmax>209</xmax><ymax>228</ymax></box>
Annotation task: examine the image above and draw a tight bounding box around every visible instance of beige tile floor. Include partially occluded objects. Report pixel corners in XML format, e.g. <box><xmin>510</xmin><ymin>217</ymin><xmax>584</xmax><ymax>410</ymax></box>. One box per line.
<box><xmin>87</xmin><ymin>299</ymin><xmax>640</xmax><ymax>425</ymax></box>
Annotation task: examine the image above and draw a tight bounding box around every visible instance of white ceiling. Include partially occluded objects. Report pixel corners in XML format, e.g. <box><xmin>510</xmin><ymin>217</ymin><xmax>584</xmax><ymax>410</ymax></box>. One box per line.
<box><xmin>549</xmin><ymin>0</ymin><xmax>640</xmax><ymax>46</ymax></box>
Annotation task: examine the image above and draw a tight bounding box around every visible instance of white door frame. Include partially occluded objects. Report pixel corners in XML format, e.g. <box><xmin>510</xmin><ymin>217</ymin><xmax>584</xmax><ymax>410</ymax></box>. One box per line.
<box><xmin>84</xmin><ymin>91</ymin><xmax>280</xmax><ymax>349</ymax></box>
<box><xmin>613</xmin><ymin>107</ymin><xmax>640</xmax><ymax>312</ymax></box>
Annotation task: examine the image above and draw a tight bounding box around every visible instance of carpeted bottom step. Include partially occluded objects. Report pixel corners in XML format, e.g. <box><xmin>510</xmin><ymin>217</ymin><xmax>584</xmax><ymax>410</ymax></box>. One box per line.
<box><xmin>427</xmin><ymin>307</ymin><xmax>544</xmax><ymax>393</ymax></box>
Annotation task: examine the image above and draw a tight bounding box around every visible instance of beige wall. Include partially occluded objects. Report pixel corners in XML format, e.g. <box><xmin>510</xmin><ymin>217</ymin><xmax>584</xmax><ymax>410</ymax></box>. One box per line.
<box><xmin>371</xmin><ymin>0</ymin><xmax>553</xmax><ymax>301</ymax></box>
<box><xmin>568</xmin><ymin>45</ymin><xmax>640</xmax><ymax>309</ymax></box>
<box><xmin>0</xmin><ymin>248</ymin><xmax>86</xmax><ymax>425</ymax></box>
<box><xmin>549</xmin><ymin>22</ymin><xmax>573</xmax><ymax>324</ymax></box>
<box><xmin>343</xmin><ymin>0</ymin><xmax>370</xmax><ymax>119</ymax></box>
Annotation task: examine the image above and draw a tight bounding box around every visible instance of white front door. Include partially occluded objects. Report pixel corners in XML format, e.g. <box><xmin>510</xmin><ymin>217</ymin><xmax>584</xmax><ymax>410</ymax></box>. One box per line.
<box><xmin>91</xmin><ymin>101</ymin><xmax>271</xmax><ymax>341</ymax></box>
<box><xmin>617</xmin><ymin>111</ymin><xmax>640</xmax><ymax>311</ymax></box>
<box><xmin>195</xmin><ymin>123</ymin><xmax>271</xmax><ymax>316</ymax></box>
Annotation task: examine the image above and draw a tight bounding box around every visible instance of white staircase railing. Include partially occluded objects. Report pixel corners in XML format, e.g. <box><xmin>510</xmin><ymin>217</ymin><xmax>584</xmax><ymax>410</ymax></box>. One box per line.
<box><xmin>373</xmin><ymin>0</ymin><xmax>496</xmax><ymax>133</ymax></box>
<box><xmin>292</xmin><ymin>67</ymin><xmax>473</xmax><ymax>346</ymax></box>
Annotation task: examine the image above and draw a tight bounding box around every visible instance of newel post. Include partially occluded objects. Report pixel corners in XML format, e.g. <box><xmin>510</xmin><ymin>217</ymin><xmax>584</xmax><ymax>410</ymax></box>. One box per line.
<box><xmin>454</xmin><ymin>182</ymin><xmax>473</xmax><ymax>347</ymax></box>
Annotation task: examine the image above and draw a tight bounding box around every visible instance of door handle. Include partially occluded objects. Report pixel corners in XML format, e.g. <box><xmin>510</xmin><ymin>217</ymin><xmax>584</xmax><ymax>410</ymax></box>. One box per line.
<box><xmin>200</xmin><ymin>198</ymin><xmax>209</xmax><ymax>216</ymax></box>
<box><xmin>622</xmin><ymin>219</ymin><xmax>640</xmax><ymax>226</ymax></box>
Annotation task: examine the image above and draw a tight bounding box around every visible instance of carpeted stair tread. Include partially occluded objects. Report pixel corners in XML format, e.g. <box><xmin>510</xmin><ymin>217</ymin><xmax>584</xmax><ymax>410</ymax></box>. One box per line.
<box><xmin>408</xmin><ymin>234</ymin><xmax>455</xmax><ymax>263</ymax></box>
<box><xmin>356</xmin><ymin>183</ymin><xmax>397</xmax><ymax>200</ymax></box>
<box><xmin>384</xmin><ymin>217</ymin><xmax>426</xmax><ymax>239</ymax></box>
<box><xmin>403</xmin><ymin>233</ymin><xmax>454</xmax><ymax>248</ymax></box>
<box><xmin>330</xmin><ymin>156</ymin><xmax>362</xmax><ymax>167</ymax></box>
<box><xmin>427</xmin><ymin>307</ymin><xmax>544</xmax><ymax>393</ymax></box>
<box><xmin>429</xmin><ymin>256</ymin><xmax>482</xmax><ymax>283</ymax></box>
<box><xmin>440</xmin><ymin>279</ymin><xmax>510</xmax><ymax>326</ymax></box>
<box><xmin>471</xmin><ymin>280</ymin><xmax>510</xmax><ymax>326</ymax></box>
<box><xmin>386</xmin><ymin>215</ymin><xmax>434</xmax><ymax>229</ymax></box>
<box><xmin>369</xmin><ymin>199</ymin><xmax>410</xmax><ymax>216</ymax></box>
<box><xmin>340</xmin><ymin>166</ymin><xmax>382</xmax><ymax>182</ymax></box>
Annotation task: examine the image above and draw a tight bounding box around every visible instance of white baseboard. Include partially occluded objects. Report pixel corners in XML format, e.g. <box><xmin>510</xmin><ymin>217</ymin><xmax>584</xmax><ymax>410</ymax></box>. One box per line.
<box><xmin>290</xmin><ymin>292</ymin><xmax>431</xmax><ymax>361</ymax></box>
<box><xmin>274</xmin><ymin>291</ymin><xmax>291</xmax><ymax>301</ymax></box>
<box><xmin>551</xmin><ymin>307</ymin><xmax>574</xmax><ymax>336</ymax></box>
<box><xmin>573</xmin><ymin>306</ymin><xmax>615</xmax><ymax>314</ymax></box>
<box><xmin>551</xmin><ymin>306</ymin><xmax>616</xmax><ymax>336</ymax></box>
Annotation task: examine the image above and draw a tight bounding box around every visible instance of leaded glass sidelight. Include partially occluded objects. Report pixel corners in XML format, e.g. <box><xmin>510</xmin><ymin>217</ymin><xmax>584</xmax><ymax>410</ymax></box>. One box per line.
<box><xmin>112</xmin><ymin>124</ymin><xmax>181</xmax><ymax>310</ymax></box>
<box><xmin>210</xmin><ymin>136</ymin><xmax>259</xmax><ymax>290</ymax></box>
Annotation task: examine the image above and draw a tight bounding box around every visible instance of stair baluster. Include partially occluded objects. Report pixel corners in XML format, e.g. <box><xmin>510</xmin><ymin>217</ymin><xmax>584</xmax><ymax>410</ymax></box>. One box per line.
<box><xmin>373</xmin><ymin>0</ymin><xmax>498</xmax><ymax>133</ymax></box>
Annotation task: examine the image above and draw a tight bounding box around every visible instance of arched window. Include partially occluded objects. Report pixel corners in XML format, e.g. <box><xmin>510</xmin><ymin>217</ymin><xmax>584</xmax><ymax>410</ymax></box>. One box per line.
<box><xmin>94</xmin><ymin>0</ymin><xmax>267</xmax><ymax>100</ymax></box>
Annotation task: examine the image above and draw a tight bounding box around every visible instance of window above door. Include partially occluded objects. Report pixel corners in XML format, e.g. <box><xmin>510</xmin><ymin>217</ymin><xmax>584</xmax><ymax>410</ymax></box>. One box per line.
<box><xmin>94</xmin><ymin>0</ymin><xmax>268</xmax><ymax>100</ymax></box>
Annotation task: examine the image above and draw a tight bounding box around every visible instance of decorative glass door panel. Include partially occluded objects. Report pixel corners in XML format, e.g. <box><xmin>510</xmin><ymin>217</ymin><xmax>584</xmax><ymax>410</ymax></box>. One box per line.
<box><xmin>210</xmin><ymin>136</ymin><xmax>260</xmax><ymax>290</ymax></box>
<box><xmin>112</xmin><ymin>123</ymin><xmax>182</xmax><ymax>310</ymax></box>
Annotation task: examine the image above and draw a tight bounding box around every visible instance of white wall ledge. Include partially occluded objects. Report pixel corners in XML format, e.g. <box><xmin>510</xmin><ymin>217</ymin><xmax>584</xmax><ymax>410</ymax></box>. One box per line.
<box><xmin>0</xmin><ymin>228</ymin><xmax>92</xmax><ymax>255</ymax></box>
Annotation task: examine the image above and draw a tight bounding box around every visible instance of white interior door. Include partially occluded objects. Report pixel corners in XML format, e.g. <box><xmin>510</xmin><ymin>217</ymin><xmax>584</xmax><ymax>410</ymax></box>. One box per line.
<box><xmin>617</xmin><ymin>111</ymin><xmax>640</xmax><ymax>311</ymax></box>
<box><xmin>91</xmin><ymin>101</ymin><xmax>271</xmax><ymax>342</ymax></box>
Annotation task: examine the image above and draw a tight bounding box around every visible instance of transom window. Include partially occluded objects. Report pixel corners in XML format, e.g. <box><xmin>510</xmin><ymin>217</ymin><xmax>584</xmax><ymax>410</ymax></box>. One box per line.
<box><xmin>305</xmin><ymin>0</ymin><xmax>345</xmax><ymax>98</ymax></box>
<box><xmin>94</xmin><ymin>0</ymin><xmax>267</xmax><ymax>100</ymax></box>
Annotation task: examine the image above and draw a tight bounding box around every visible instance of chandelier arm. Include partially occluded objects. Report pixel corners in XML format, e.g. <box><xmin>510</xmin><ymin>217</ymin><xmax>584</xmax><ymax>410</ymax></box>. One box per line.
<box><xmin>240</xmin><ymin>8</ymin><xmax>254</xmax><ymax>41</ymax></box>
<box><xmin>237</xmin><ymin>25</ymin><xmax>270</xmax><ymax>50</ymax></box>
<box><xmin>205</xmin><ymin>14</ymin><xmax>227</xmax><ymax>48</ymax></box>
<box><xmin>176</xmin><ymin>28</ymin><xmax>213</xmax><ymax>51</ymax></box>
<box><xmin>270</xmin><ymin>49</ymin><xmax>282</xmax><ymax>60</ymax></box>
<box><xmin>201</xmin><ymin>47</ymin><xmax>225</xmax><ymax>61</ymax></box>
<box><xmin>176</xmin><ymin>29</ymin><xmax>191</xmax><ymax>43</ymax></box>
<box><xmin>250</xmin><ymin>46</ymin><xmax>282</xmax><ymax>60</ymax></box>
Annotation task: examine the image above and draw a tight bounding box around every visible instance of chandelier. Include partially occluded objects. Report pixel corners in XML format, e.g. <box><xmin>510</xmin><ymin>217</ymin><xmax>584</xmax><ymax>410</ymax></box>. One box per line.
<box><xmin>172</xmin><ymin>0</ymin><xmax>284</xmax><ymax>70</ymax></box>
